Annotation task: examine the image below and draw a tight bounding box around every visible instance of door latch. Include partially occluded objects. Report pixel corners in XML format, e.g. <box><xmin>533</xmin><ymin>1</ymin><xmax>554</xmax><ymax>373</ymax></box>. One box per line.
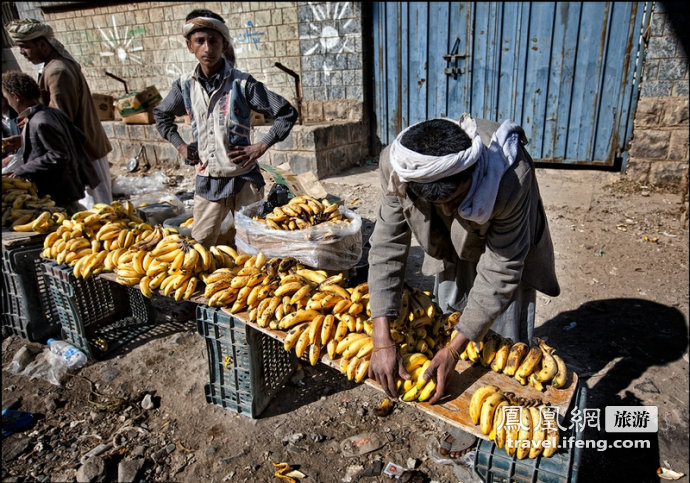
<box><xmin>444</xmin><ymin>37</ymin><xmax>467</xmax><ymax>79</ymax></box>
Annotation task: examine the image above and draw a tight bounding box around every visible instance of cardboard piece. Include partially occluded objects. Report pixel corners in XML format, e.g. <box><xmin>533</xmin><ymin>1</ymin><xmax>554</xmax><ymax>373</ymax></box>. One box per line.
<box><xmin>259</xmin><ymin>162</ymin><xmax>332</xmax><ymax>201</ymax></box>
<box><xmin>115</xmin><ymin>86</ymin><xmax>162</xmax><ymax>117</ymax></box>
<box><xmin>121</xmin><ymin>107</ymin><xmax>155</xmax><ymax>125</ymax></box>
<box><xmin>92</xmin><ymin>93</ymin><xmax>114</xmax><ymax>121</ymax></box>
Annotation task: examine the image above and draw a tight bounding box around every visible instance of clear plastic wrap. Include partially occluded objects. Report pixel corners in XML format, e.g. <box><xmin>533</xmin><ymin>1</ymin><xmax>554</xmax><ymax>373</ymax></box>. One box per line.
<box><xmin>235</xmin><ymin>200</ymin><xmax>362</xmax><ymax>270</ymax></box>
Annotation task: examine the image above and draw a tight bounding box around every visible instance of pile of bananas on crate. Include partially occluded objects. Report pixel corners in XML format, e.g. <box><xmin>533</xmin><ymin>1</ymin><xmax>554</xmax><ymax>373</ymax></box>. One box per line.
<box><xmin>469</xmin><ymin>384</ymin><xmax>560</xmax><ymax>459</ymax></box>
<box><xmin>200</xmin><ymin>252</ymin><xmax>455</xmax><ymax>401</ymax></box>
<box><xmin>459</xmin><ymin>333</ymin><xmax>569</xmax><ymax>391</ymax></box>
<box><xmin>2</xmin><ymin>176</ymin><xmax>68</xmax><ymax>233</ymax></box>
<box><xmin>38</xmin><ymin>199</ymin><xmax>571</xmax><ymax>405</ymax></box>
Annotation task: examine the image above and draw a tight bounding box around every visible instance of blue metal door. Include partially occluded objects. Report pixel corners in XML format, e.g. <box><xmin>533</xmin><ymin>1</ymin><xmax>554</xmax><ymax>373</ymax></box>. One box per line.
<box><xmin>372</xmin><ymin>2</ymin><xmax>650</xmax><ymax>167</ymax></box>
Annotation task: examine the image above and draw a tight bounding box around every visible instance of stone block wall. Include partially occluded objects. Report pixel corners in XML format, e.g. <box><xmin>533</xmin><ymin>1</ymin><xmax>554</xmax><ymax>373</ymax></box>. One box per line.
<box><xmin>627</xmin><ymin>2</ymin><xmax>689</xmax><ymax>188</ymax></box>
<box><xmin>9</xmin><ymin>1</ymin><xmax>366</xmax><ymax>125</ymax></box>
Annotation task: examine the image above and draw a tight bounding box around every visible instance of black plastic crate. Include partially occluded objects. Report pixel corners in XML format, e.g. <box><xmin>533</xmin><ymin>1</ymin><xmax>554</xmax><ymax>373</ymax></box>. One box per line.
<box><xmin>2</xmin><ymin>243</ymin><xmax>61</xmax><ymax>342</ymax></box>
<box><xmin>473</xmin><ymin>384</ymin><xmax>587</xmax><ymax>483</ymax></box>
<box><xmin>196</xmin><ymin>306</ymin><xmax>297</xmax><ymax>418</ymax></box>
<box><xmin>42</xmin><ymin>262</ymin><xmax>156</xmax><ymax>359</ymax></box>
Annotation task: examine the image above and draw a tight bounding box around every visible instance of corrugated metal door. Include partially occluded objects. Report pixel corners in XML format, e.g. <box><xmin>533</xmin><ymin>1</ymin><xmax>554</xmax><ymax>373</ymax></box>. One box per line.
<box><xmin>372</xmin><ymin>2</ymin><xmax>650</xmax><ymax>167</ymax></box>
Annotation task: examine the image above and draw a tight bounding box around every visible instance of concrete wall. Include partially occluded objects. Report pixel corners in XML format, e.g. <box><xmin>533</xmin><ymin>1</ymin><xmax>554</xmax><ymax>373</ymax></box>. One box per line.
<box><xmin>626</xmin><ymin>2</ymin><xmax>689</xmax><ymax>189</ymax></box>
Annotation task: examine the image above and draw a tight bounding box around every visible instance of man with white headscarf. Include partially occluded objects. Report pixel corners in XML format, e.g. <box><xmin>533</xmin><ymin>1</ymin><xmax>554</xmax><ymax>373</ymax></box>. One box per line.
<box><xmin>7</xmin><ymin>18</ymin><xmax>113</xmax><ymax>208</ymax></box>
<box><xmin>154</xmin><ymin>9</ymin><xmax>297</xmax><ymax>248</ymax></box>
<box><xmin>367</xmin><ymin>116</ymin><xmax>560</xmax><ymax>417</ymax></box>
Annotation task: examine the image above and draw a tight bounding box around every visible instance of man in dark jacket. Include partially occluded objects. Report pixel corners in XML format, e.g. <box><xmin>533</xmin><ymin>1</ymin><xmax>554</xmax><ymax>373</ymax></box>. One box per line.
<box><xmin>2</xmin><ymin>71</ymin><xmax>98</xmax><ymax>214</ymax></box>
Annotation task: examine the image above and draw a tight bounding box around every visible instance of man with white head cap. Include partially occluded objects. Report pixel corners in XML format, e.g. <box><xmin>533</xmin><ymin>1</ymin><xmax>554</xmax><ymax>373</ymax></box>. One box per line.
<box><xmin>367</xmin><ymin>115</ymin><xmax>559</xmax><ymax>422</ymax></box>
<box><xmin>154</xmin><ymin>8</ymin><xmax>298</xmax><ymax>248</ymax></box>
<box><xmin>7</xmin><ymin>18</ymin><xmax>113</xmax><ymax>208</ymax></box>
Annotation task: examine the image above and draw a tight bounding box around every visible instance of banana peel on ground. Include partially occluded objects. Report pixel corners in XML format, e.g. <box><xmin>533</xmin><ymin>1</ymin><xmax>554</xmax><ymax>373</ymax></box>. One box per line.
<box><xmin>272</xmin><ymin>462</ymin><xmax>306</xmax><ymax>482</ymax></box>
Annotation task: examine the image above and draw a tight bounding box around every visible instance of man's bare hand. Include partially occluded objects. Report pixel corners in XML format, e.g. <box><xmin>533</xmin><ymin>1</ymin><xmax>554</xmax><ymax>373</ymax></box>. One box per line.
<box><xmin>368</xmin><ymin>316</ymin><xmax>410</xmax><ymax>398</ymax></box>
<box><xmin>176</xmin><ymin>143</ymin><xmax>192</xmax><ymax>163</ymax></box>
<box><xmin>424</xmin><ymin>332</ymin><xmax>469</xmax><ymax>404</ymax></box>
<box><xmin>228</xmin><ymin>142</ymin><xmax>268</xmax><ymax>168</ymax></box>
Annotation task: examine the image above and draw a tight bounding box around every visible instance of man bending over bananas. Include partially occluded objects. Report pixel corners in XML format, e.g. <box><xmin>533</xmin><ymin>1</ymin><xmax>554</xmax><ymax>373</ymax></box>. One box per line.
<box><xmin>367</xmin><ymin>116</ymin><xmax>560</xmax><ymax>452</ymax></box>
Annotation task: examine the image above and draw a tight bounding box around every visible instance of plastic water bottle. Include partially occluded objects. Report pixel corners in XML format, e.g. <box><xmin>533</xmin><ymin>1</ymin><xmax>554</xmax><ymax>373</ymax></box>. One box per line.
<box><xmin>46</xmin><ymin>338</ymin><xmax>87</xmax><ymax>370</ymax></box>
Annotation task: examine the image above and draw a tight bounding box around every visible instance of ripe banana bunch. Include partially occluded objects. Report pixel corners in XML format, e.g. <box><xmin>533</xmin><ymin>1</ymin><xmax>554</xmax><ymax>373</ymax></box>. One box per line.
<box><xmin>388</xmin><ymin>287</ymin><xmax>451</xmax><ymax>361</ymax></box>
<box><xmin>11</xmin><ymin>209</ymin><xmax>67</xmax><ymax>233</ymax></box>
<box><xmin>459</xmin><ymin>332</ymin><xmax>569</xmax><ymax>390</ymax></box>
<box><xmin>2</xmin><ymin>176</ymin><xmax>67</xmax><ymax>230</ymax></box>
<box><xmin>395</xmin><ymin>352</ymin><xmax>438</xmax><ymax>402</ymax></box>
<box><xmin>253</xmin><ymin>195</ymin><xmax>349</xmax><ymax>231</ymax></box>
<box><xmin>468</xmin><ymin>385</ymin><xmax>560</xmax><ymax>458</ymax></box>
<box><xmin>124</xmin><ymin>233</ymin><xmax>213</xmax><ymax>300</ymax></box>
<box><xmin>180</xmin><ymin>217</ymin><xmax>194</xmax><ymax>227</ymax></box>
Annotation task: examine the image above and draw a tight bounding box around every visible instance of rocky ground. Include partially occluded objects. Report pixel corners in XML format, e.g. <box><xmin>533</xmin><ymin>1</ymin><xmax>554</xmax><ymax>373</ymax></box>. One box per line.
<box><xmin>2</xmin><ymin>161</ymin><xmax>688</xmax><ymax>483</ymax></box>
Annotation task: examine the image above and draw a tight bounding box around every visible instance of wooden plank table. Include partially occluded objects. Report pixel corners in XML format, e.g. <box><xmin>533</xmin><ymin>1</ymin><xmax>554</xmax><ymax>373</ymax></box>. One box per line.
<box><xmin>1</xmin><ymin>229</ymin><xmax>45</xmax><ymax>248</ymax></box>
<box><xmin>96</xmin><ymin>274</ymin><xmax>579</xmax><ymax>440</ymax></box>
<box><xmin>212</xmin><ymin>307</ymin><xmax>579</xmax><ymax>442</ymax></box>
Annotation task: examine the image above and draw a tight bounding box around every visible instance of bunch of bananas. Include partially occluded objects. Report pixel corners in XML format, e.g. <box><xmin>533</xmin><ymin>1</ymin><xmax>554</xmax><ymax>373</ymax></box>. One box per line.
<box><xmin>2</xmin><ymin>176</ymin><xmax>67</xmax><ymax>231</ymax></box>
<box><xmin>180</xmin><ymin>217</ymin><xmax>194</xmax><ymax>227</ymax></box>
<box><xmin>459</xmin><ymin>333</ymin><xmax>569</xmax><ymax>390</ymax></box>
<box><xmin>252</xmin><ymin>195</ymin><xmax>348</xmax><ymax>232</ymax></box>
<box><xmin>394</xmin><ymin>352</ymin><xmax>439</xmax><ymax>402</ymax></box>
<box><xmin>468</xmin><ymin>385</ymin><xmax>560</xmax><ymax>459</ymax></box>
<box><xmin>114</xmin><ymin>232</ymin><xmax>215</xmax><ymax>301</ymax></box>
<box><xmin>388</xmin><ymin>287</ymin><xmax>452</xmax><ymax>360</ymax></box>
<box><xmin>42</xmin><ymin>202</ymin><xmax>152</xmax><ymax>269</ymax></box>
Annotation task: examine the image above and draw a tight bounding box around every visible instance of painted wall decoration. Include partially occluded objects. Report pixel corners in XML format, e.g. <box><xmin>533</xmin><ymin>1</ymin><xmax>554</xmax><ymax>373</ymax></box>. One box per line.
<box><xmin>233</xmin><ymin>20</ymin><xmax>265</xmax><ymax>55</ymax></box>
<box><xmin>299</xmin><ymin>2</ymin><xmax>356</xmax><ymax>80</ymax></box>
<box><xmin>98</xmin><ymin>15</ymin><xmax>145</xmax><ymax>65</ymax></box>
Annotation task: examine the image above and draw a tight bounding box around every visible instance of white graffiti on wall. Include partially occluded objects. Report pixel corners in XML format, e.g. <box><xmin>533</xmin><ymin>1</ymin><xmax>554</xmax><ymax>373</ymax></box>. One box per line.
<box><xmin>98</xmin><ymin>15</ymin><xmax>144</xmax><ymax>65</ymax></box>
<box><xmin>300</xmin><ymin>2</ymin><xmax>356</xmax><ymax>79</ymax></box>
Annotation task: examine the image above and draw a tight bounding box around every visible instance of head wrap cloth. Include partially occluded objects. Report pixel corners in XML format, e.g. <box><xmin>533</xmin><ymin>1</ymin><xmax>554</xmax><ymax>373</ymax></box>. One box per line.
<box><xmin>7</xmin><ymin>18</ymin><xmax>78</xmax><ymax>65</ymax></box>
<box><xmin>388</xmin><ymin>114</ymin><xmax>526</xmax><ymax>224</ymax></box>
<box><xmin>183</xmin><ymin>17</ymin><xmax>232</xmax><ymax>48</ymax></box>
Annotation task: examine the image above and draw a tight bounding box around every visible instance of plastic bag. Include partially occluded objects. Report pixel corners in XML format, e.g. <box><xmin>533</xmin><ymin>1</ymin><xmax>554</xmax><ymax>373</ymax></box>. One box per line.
<box><xmin>235</xmin><ymin>199</ymin><xmax>362</xmax><ymax>271</ymax></box>
<box><xmin>17</xmin><ymin>348</ymin><xmax>68</xmax><ymax>386</ymax></box>
<box><xmin>112</xmin><ymin>170</ymin><xmax>170</xmax><ymax>196</ymax></box>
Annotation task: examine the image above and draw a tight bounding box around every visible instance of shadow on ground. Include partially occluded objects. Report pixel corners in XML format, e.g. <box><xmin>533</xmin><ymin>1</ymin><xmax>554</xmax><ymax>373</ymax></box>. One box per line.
<box><xmin>536</xmin><ymin>298</ymin><xmax>688</xmax><ymax>483</ymax></box>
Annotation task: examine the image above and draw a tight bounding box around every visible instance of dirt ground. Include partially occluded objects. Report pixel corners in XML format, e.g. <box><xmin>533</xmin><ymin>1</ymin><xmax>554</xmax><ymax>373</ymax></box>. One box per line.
<box><xmin>2</xmin><ymin>162</ymin><xmax>688</xmax><ymax>483</ymax></box>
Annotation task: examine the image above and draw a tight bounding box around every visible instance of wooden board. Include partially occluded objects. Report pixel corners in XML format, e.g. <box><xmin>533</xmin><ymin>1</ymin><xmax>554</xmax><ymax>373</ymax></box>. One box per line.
<box><xmin>99</xmin><ymin>274</ymin><xmax>579</xmax><ymax>440</ymax></box>
<box><xmin>1</xmin><ymin>229</ymin><xmax>45</xmax><ymax>248</ymax></box>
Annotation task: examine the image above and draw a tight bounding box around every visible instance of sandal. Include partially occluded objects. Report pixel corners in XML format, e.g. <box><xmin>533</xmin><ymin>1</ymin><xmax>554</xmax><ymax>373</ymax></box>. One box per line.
<box><xmin>438</xmin><ymin>431</ymin><xmax>477</xmax><ymax>459</ymax></box>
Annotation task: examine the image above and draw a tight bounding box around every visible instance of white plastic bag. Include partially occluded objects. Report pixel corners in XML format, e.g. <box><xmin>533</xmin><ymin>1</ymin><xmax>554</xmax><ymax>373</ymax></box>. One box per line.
<box><xmin>235</xmin><ymin>200</ymin><xmax>362</xmax><ymax>271</ymax></box>
<box><xmin>17</xmin><ymin>348</ymin><xmax>69</xmax><ymax>386</ymax></box>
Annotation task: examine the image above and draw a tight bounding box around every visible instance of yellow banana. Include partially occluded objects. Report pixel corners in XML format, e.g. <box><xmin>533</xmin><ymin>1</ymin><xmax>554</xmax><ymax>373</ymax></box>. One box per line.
<box><xmin>503</xmin><ymin>342</ymin><xmax>529</xmax><ymax>376</ymax></box>
<box><xmin>308</xmin><ymin>341</ymin><xmax>321</xmax><ymax>366</ymax></box>
<box><xmin>335</xmin><ymin>332</ymin><xmax>369</xmax><ymax>355</ymax></box>
<box><xmin>295</xmin><ymin>268</ymin><xmax>327</xmax><ymax>284</ymax></box>
<box><xmin>528</xmin><ymin>406</ymin><xmax>545</xmax><ymax>458</ymax></box>
<box><xmin>342</xmin><ymin>335</ymin><xmax>372</xmax><ymax>360</ymax></box>
<box><xmin>490</xmin><ymin>337</ymin><xmax>513</xmax><ymax>373</ymax></box>
<box><xmin>284</xmin><ymin>323</ymin><xmax>310</xmax><ymax>352</ymax></box>
<box><xmin>294</xmin><ymin>327</ymin><xmax>312</xmax><ymax>358</ymax></box>
<box><xmin>469</xmin><ymin>385</ymin><xmax>501</xmax><ymax>425</ymax></box>
<box><xmin>308</xmin><ymin>314</ymin><xmax>325</xmax><ymax>345</ymax></box>
<box><xmin>540</xmin><ymin>407</ymin><xmax>560</xmax><ymax>457</ymax></box>
<box><xmin>551</xmin><ymin>354</ymin><xmax>569</xmax><ymax>389</ymax></box>
<box><xmin>515</xmin><ymin>346</ymin><xmax>543</xmax><ymax>385</ymax></box>
<box><xmin>492</xmin><ymin>400</ymin><xmax>510</xmax><ymax>449</ymax></box>
<box><xmin>480</xmin><ymin>332</ymin><xmax>502</xmax><ymax>367</ymax></box>
<box><xmin>466</xmin><ymin>340</ymin><xmax>483</xmax><ymax>363</ymax></box>
<box><xmin>480</xmin><ymin>392</ymin><xmax>507</xmax><ymax>435</ymax></box>
<box><xmin>320</xmin><ymin>314</ymin><xmax>336</xmax><ymax>345</ymax></box>
<box><xmin>183</xmin><ymin>276</ymin><xmax>198</xmax><ymax>299</ymax></box>
<box><xmin>279</xmin><ymin>308</ymin><xmax>321</xmax><ymax>330</ymax></box>
<box><xmin>354</xmin><ymin>358</ymin><xmax>370</xmax><ymax>383</ymax></box>
<box><xmin>516</xmin><ymin>405</ymin><xmax>533</xmax><ymax>459</ymax></box>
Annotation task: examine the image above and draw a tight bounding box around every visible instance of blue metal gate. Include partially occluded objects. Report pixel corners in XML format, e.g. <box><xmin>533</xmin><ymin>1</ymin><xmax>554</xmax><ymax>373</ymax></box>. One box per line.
<box><xmin>372</xmin><ymin>2</ymin><xmax>650</xmax><ymax>167</ymax></box>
